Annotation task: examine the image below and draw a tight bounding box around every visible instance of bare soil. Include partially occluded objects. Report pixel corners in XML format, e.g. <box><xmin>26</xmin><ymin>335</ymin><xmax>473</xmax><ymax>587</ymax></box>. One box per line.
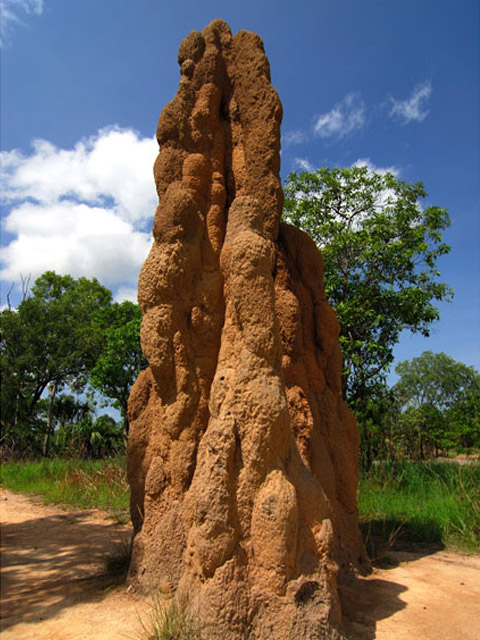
<box><xmin>0</xmin><ymin>488</ymin><xmax>149</xmax><ymax>639</ymax></box>
<box><xmin>1</xmin><ymin>488</ymin><xmax>479</xmax><ymax>640</ymax></box>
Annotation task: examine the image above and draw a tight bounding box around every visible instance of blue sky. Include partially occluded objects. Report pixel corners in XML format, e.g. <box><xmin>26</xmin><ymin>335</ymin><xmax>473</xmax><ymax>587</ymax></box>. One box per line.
<box><xmin>1</xmin><ymin>0</ymin><xmax>478</xmax><ymax>379</ymax></box>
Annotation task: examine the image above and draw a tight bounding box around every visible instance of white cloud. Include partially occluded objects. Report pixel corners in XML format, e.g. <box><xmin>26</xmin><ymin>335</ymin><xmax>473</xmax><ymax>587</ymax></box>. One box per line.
<box><xmin>293</xmin><ymin>157</ymin><xmax>315</xmax><ymax>172</ymax></box>
<box><xmin>1</xmin><ymin>201</ymin><xmax>152</xmax><ymax>286</ymax></box>
<box><xmin>389</xmin><ymin>81</ymin><xmax>432</xmax><ymax>124</ymax></box>
<box><xmin>283</xmin><ymin>130</ymin><xmax>307</xmax><ymax>146</ymax></box>
<box><xmin>114</xmin><ymin>286</ymin><xmax>139</xmax><ymax>304</ymax></box>
<box><xmin>1</xmin><ymin>127</ymin><xmax>157</xmax><ymax>291</ymax></box>
<box><xmin>0</xmin><ymin>0</ymin><xmax>44</xmax><ymax>46</ymax></box>
<box><xmin>314</xmin><ymin>93</ymin><xmax>366</xmax><ymax>139</ymax></box>
<box><xmin>353</xmin><ymin>157</ymin><xmax>400</xmax><ymax>177</ymax></box>
<box><xmin>1</xmin><ymin>127</ymin><xmax>157</xmax><ymax>223</ymax></box>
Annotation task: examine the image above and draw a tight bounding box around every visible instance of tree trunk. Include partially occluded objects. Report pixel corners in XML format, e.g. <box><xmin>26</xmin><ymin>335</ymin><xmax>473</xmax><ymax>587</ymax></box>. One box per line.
<box><xmin>42</xmin><ymin>382</ymin><xmax>57</xmax><ymax>457</ymax></box>
<box><xmin>419</xmin><ymin>433</ymin><xmax>425</xmax><ymax>459</ymax></box>
<box><xmin>120</xmin><ymin>397</ymin><xmax>129</xmax><ymax>446</ymax></box>
<box><xmin>122</xmin><ymin>413</ymin><xmax>129</xmax><ymax>442</ymax></box>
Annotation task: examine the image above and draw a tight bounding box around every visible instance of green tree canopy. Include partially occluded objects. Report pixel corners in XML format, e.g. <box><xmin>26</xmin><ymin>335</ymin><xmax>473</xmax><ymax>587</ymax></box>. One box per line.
<box><xmin>395</xmin><ymin>351</ymin><xmax>479</xmax><ymax>411</ymax></box>
<box><xmin>283</xmin><ymin>166</ymin><xmax>453</xmax><ymax>466</ymax></box>
<box><xmin>89</xmin><ymin>300</ymin><xmax>147</xmax><ymax>436</ymax></box>
<box><xmin>284</xmin><ymin>166</ymin><xmax>453</xmax><ymax>401</ymax></box>
<box><xmin>394</xmin><ymin>351</ymin><xmax>480</xmax><ymax>456</ymax></box>
<box><xmin>0</xmin><ymin>271</ymin><xmax>112</xmax><ymax>455</ymax></box>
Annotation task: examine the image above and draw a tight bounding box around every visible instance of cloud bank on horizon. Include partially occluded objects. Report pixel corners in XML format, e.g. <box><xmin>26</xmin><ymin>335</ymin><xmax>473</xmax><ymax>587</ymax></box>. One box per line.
<box><xmin>1</xmin><ymin>127</ymin><xmax>157</xmax><ymax>301</ymax></box>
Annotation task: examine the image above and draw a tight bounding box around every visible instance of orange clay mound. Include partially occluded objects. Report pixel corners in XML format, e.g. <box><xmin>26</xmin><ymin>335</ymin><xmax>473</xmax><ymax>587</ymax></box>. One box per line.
<box><xmin>127</xmin><ymin>19</ymin><xmax>369</xmax><ymax>639</ymax></box>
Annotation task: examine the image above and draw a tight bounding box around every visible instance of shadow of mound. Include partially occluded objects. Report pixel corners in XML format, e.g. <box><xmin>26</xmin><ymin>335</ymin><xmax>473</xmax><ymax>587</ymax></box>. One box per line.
<box><xmin>360</xmin><ymin>517</ymin><xmax>445</xmax><ymax>567</ymax></box>
<box><xmin>0</xmin><ymin>509</ymin><xmax>132</xmax><ymax>632</ymax></box>
<box><xmin>340</xmin><ymin>574</ymin><xmax>408</xmax><ymax>640</ymax></box>
<box><xmin>339</xmin><ymin>517</ymin><xmax>446</xmax><ymax>638</ymax></box>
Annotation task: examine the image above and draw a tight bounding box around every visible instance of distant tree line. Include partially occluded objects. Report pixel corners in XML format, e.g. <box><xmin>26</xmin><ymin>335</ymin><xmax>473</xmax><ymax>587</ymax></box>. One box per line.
<box><xmin>0</xmin><ymin>271</ymin><xmax>146</xmax><ymax>458</ymax></box>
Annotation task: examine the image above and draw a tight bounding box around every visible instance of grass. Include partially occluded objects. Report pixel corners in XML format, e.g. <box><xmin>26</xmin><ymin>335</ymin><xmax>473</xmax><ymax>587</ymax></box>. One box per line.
<box><xmin>357</xmin><ymin>460</ymin><xmax>480</xmax><ymax>555</ymax></box>
<box><xmin>0</xmin><ymin>456</ymin><xmax>130</xmax><ymax>523</ymax></box>
<box><xmin>2</xmin><ymin>456</ymin><xmax>479</xmax><ymax>554</ymax></box>
<box><xmin>104</xmin><ymin>536</ymin><xmax>132</xmax><ymax>579</ymax></box>
<box><xmin>136</xmin><ymin>592</ymin><xmax>202</xmax><ymax>640</ymax></box>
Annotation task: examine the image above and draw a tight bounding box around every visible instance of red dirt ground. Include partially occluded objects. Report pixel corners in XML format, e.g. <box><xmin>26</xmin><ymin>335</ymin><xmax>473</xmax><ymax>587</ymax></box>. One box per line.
<box><xmin>1</xmin><ymin>488</ymin><xmax>479</xmax><ymax>639</ymax></box>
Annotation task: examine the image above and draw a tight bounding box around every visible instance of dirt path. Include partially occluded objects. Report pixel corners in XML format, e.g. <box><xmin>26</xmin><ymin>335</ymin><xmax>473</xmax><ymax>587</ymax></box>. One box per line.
<box><xmin>1</xmin><ymin>488</ymin><xmax>479</xmax><ymax>639</ymax></box>
<box><xmin>341</xmin><ymin>550</ymin><xmax>479</xmax><ymax>639</ymax></box>
<box><xmin>0</xmin><ymin>488</ymin><xmax>149</xmax><ymax>639</ymax></box>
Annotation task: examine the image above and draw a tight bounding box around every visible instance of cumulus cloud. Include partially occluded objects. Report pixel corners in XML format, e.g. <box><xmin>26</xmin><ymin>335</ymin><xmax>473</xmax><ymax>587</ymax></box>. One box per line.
<box><xmin>114</xmin><ymin>286</ymin><xmax>140</xmax><ymax>304</ymax></box>
<box><xmin>2</xmin><ymin>127</ymin><xmax>157</xmax><ymax>223</ymax></box>
<box><xmin>1</xmin><ymin>201</ymin><xmax>152</xmax><ymax>285</ymax></box>
<box><xmin>389</xmin><ymin>81</ymin><xmax>432</xmax><ymax>124</ymax></box>
<box><xmin>0</xmin><ymin>127</ymin><xmax>157</xmax><ymax>292</ymax></box>
<box><xmin>314</xmin><ymin>93</ymin><xmax>366</xmax><ymax>139</ymax></box>
<box><xmin>0</xmin><ymin>0</ymin><xmax>44</xmax><ymax>46</ymax></box>
<box><xmin>353</xmin><ymin>157</ymin><xmax>400</xmax><ymax>177</ymax></box>
<box><xmin>283</xmin><ymin>130</ymin><xmax>308</xmax><ymax>146</ymax></box>
<box><xmin>293</xmin><ymin>157</ymin><xmax>315</xmax><ymax>172</ymax></box>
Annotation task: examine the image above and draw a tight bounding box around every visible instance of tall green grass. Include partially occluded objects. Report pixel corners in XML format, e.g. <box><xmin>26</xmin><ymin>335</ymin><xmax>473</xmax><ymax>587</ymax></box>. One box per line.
<box><xmin>137</xmin><ymin>593</ymin><xmax>202</xmax><ymax>640</ymax></box>
<box><xmin>2</xmin><ymin>457</ymin><xmax>479</xmax><ymax>553</ymax></box>
<box><xmin>0</xmin><ymin>457</ymin><xmax>130</xmax><ymax>523</ymax></box>
<box><xmin>358</xmin><ymin>460</ymin><xmax>480</xmax><ymax>554</ymax></box>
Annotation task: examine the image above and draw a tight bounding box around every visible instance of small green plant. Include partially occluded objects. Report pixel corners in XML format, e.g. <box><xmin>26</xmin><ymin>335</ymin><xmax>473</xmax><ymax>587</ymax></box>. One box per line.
<box><xmin>137</xmin><ymin>592</ymin><xmax>202</xmax><ymax>640</ymax></box>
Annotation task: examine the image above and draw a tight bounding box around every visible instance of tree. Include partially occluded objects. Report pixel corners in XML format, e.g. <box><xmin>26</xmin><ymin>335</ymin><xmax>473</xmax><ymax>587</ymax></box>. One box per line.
<box><xmin>35</xmin><ymin>393</ymin><xmax>93</xmax><ymax>453</ymax></box>
<box><xmin>394</xmin><ymin>351</ymin><xmax>480</xmax><ymax>457</ymax></box>
<box><xmin>357</xmin><ymin>381</ymin><xmax>400</xmax><ymax>462</ymax></box>
<box><xmin>0</xmin><ymin>271</ymin><xmax>112</xmax><ymax>456</ymax></box>
<box><xmin>0</xmin><ymin>308</ymin><xmax>32</xmax><ymax>448</ymax></box>
<box><xmin>446</xmin><ymin>385</ymin><xmax>480</xmax><ymax>450</ymax></box>
<box><xmin>283</xmin><ymin>166</ymin><xmax>452</xmax><ymax>465</ymax></box>
<box><xmin>57</xmin><ymin>413</ymin><xmax>123</xmax><ymax>458</ymax></box>
<box><xmin>89</xmin><ymin>301</ymin><xmax>146</xmax><ymax>437</ymax></box>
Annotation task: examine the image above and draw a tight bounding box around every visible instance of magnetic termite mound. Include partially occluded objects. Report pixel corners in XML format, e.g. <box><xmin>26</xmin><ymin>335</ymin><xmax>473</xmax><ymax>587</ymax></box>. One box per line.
<box><xmin>127</xmin><ymin>19</ymin><xmax>369</xmax><ymax>640</ymax></box>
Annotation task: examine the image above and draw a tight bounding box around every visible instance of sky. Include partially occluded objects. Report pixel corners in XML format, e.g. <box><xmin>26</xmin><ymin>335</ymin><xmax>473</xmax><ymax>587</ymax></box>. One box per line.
<box><xmin>1</xmin><ymin>0</ymin><xmax>478</xmax><ymax>380</ymax></box>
